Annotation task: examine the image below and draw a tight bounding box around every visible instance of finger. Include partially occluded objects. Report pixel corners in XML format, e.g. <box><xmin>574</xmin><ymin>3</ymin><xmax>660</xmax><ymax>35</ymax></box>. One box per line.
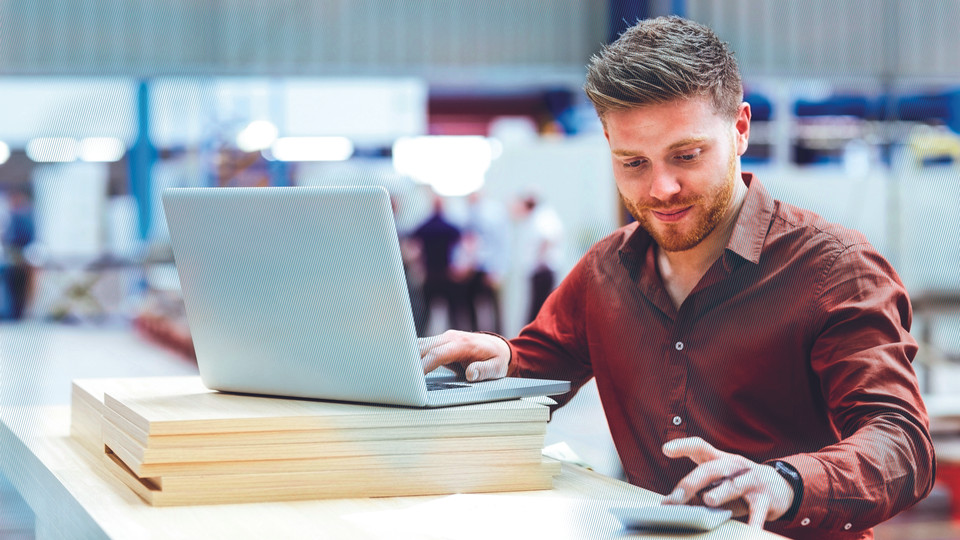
<box><xmin>662</xmin><ymin>437</ymin><xmax>726</xmax><ymax>464</ymax></box>
<box><xmin>417</xmin><ymin>331</ymin><xmax>452</xmax><ymax>356</ymax></box>
<box><xmin>701</xmin><ymin>467</ymin><xmax>754</xmax><ymax>507</ymax></box>
<box><xmin>747</xmin><ymin>492</ymin><xmax>772</xmax><ymax>528</ymax></box>
<box><xmin>420</xmin><ymin>341</ymin><xmax>463</xmax><ymax>373</ymax></box>
<box><xmin>464</xmin><ymin>357</ymin><xmax>507</xmax><ymax>381</ymax></box>
<box><xmin>420</xmin><ymin>331</ymin><xmax>508</xmax><ymax>377</ymax></box>
<box><xmin>662</xmin><ymin>459</ymin><xmax>737</xmax><ymax>505</ymax></box>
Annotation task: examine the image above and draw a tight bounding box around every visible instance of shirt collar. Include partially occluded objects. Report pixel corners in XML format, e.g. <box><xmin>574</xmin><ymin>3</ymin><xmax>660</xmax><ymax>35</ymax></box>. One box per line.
<box><xmin>724</xmin><ymin>172</ymin><xmax>775</xmax><ymax>266</ymax></box>
<box><xmin>617</xmin><ymin>172</ymin><xmax>777</xmax><ymax>275</ymax></box>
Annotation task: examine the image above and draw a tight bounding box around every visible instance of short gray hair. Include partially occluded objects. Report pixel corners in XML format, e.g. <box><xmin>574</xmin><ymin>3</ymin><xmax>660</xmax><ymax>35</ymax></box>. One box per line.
<box><xmin>584</xmin><ymin>16</ymin><xmax>743</xmax><ymax>120</ymax></box>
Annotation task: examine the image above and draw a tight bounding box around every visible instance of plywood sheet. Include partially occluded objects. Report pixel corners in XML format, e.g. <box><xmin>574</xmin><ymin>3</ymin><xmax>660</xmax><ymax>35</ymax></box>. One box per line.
<box><xmin>103</xmin><ymin>417</ymin><xmax>546</xmax><ymax>475</ymax></box>
<box><xmin>101</xmin><ymin>377</ymin><xmax>550</xmax><ymax>435</ymax></box>
<box><xmin>103</xmin><ymin>447</ymin><xmax>560</xmax><ymax>506</ymax></box>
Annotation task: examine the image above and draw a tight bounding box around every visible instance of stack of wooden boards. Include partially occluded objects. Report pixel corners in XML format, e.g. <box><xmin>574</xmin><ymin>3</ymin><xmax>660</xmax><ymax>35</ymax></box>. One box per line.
<box><xmin>70</xmin><ymin>377</ymin><xmax>559</xmax><ymax>506</ymax></box>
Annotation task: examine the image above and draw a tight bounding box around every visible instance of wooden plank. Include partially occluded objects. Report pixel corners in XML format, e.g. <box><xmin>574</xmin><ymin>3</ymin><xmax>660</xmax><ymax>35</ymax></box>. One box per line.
<box><xmin>69</xmin><ymin>392</ymin><xmax>102</xmax><ymax>455</ymax></box>
<box><xmin>102</xmin><ymin>417</ymin><xmax>546</xmax><ymax>473</ymax></box>
<box><xmin>100</xmin><ymin>377</ymin><xmax>550</xmax><ymax>435</ymax></box>
<box><xmin>104</xmin><ymin>444</ymin><xmax>546</xmax><ymax>478</ymax></box>
<box><xmin>102</xmin><ymin>403</ymin><xmax>546</xmax><ymax>449</ymax></box>
<box><xmin>102</xmin><ymin>447</ymin><xmax>559</xmax><ymax>506</ymax></box>
<box><xmin>3</xmin><ymin>406</ymin><xmax>788</xmax><ymax>539</ymax></box>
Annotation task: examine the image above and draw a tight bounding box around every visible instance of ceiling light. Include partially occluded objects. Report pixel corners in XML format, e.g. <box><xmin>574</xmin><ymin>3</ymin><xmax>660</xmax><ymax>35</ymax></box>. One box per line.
<box><xmin>25</xmin><ymin>137</ymin><xmax>78</xmax><ymax>163</ymax></box>
<box><xmin>266</xmin><ymin>137</ymin><xmax>354</xmax><ymax>162</ymax></box>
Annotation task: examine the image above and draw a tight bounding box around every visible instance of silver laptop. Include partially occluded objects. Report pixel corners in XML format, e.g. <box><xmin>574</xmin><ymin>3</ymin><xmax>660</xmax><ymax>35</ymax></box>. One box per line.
<box><xmin>161</xmin><ymin>185</ymin><xmax>569</xmax><ymax>407</ymax></box>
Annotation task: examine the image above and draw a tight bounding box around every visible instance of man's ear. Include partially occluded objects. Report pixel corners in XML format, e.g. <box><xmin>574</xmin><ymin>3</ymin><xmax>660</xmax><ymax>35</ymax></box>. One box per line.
<box><xmin>735</xmin><ymin>102</ymin><xmax>751</xmax><ymax>156</ymax></box>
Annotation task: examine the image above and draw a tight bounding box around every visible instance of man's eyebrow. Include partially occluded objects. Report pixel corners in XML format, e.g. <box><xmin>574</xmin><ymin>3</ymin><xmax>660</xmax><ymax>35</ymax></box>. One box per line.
<box><xmin>610</xmin><ymin>137</ymin><xmax>711</xmax><ymax>158</ymax></box>
<box><xmin>667</xmin><ymin>136</ymin><xmax>710</xmax><ymax>150</ymax></box>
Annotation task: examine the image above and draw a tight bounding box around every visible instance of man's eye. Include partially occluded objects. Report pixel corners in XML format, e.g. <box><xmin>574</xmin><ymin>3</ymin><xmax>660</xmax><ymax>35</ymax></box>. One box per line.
<box><xmin>624</xmin><ymin>159</ymin><xmax>646</xmax><ymax>168</ymax></box>
<box><xmin>675</xmin><ymin>151</ymin><xmax>700</xmax><ymax>162</ymax></box>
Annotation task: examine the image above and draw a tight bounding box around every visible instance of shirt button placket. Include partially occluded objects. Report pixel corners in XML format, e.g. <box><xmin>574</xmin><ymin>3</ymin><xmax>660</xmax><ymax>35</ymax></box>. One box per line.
<box><xmin>668</xmin><ymin>337</ymin><xmax>687</xmax><ymax>436</ymax></box>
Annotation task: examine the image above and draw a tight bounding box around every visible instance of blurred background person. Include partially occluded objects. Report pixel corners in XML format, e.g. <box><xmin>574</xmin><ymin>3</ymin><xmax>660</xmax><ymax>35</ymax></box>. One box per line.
<box><xmin>451</xmin><ymin>190</ymin><xmax>510</xmax><ymax>333</ymax></box>
<box><xmin>512</xmin><ymin>191</ymin><xmax>564</xmax><ymax>325</ymax></box>
<box><xmin>409</xmin><ymin>193</ymin><xmax>462</xmax><ymax>334</ymax></box>
<box><xmin>1</xmin><ymin>187</ymin><xmax>36</xmax><ymax>320</ymax></box>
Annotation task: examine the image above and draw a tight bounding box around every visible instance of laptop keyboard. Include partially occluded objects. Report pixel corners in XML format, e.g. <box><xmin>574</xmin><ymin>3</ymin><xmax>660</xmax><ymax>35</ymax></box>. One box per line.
<box><xmin>426</xmin><ymin>382</ymin><xmax>472</xmax><ymax>391</ymax></box>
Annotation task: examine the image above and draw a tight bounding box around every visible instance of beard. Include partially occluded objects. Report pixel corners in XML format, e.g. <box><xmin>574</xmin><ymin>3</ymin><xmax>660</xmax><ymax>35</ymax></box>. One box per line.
<box><xmin>620</xmin><ymin>148</ymin><xmax>738</xmax><ymax>253</ymax></box>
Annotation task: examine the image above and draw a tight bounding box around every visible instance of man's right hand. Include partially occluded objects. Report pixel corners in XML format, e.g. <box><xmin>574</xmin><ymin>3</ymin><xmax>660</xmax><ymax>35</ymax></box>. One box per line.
<box><xmin>418</xmin><ymin>330</ymin><xmax>511</xmax><ymax>382</ymax></box>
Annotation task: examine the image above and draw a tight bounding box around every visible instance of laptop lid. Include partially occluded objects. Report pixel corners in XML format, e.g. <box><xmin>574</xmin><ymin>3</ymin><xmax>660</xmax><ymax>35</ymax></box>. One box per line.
<box><xmin>162</xmin><ymin>185</ymin><xmax>568</xmax><ymax>408</ymax></box>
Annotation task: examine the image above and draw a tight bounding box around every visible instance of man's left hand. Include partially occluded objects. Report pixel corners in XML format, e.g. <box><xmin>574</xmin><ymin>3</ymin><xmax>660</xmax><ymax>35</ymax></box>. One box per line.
<box><xmin>661</xmin><ymin>437</ymin><xmax>794</xmax><ymax>528</ymax></box>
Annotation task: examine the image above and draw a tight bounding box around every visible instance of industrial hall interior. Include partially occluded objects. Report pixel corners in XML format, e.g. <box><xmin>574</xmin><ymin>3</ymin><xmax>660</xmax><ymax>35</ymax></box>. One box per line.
<box><xmin>2</xmin><ymin>1</ymin><xmax>960</xmax><ymax>539</ymax></box>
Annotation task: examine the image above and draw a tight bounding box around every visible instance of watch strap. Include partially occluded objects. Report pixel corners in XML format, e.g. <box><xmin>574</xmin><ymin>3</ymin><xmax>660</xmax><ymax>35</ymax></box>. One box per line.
<box><xmin>771</xmin><ymin>460</ymin><xmax>804</xmax><ymax>522</ymax></box>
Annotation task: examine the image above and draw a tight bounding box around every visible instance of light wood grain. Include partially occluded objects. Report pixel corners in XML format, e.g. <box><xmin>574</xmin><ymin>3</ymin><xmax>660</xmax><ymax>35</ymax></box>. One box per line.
<box><xmin>69</xmin><ymin>392</ymin><xmax>102</xmax><ymax>455</ymax></box>
<box><xmin>101</xmin><ymin>376</ymin><xmax>550</xmax><ymax>435</ymax></box>
<box><xmin>103</xmin><ymin>403</ymin><xmax>546</xmax><ymax>448</ymax></box>
<box><xmin>102</xmin><ymin>416</ymin><xmax>545</xmax><ymax>471</ymax></box>
<box><xmin>103</xmin><ymin>447</ymin><xmax>560</xmax><ymax>506</ymax></box>
<box><xmin>1</xmin><ymin>406</ymin><xmax>787</xmax><ymax>539</ymax></box>
<box><xmin>103</xmin><ymin>445</ymin><xmax>547</xmax><ymax>478</ymax></box>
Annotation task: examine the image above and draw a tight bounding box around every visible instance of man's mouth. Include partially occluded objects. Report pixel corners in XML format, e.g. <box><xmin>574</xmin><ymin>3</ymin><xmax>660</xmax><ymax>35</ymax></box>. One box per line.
<box><xmin>651</xmin><ymin>206</ymin><xmax>693</xmax><ymax>222</ymax></box>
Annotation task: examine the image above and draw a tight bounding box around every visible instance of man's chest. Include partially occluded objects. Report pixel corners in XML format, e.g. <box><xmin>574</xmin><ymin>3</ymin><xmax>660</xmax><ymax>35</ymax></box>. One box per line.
<box><xmin>581</xmin><ymin>264</ymin><xmax>818</xmax><ymax>422</ymax></box>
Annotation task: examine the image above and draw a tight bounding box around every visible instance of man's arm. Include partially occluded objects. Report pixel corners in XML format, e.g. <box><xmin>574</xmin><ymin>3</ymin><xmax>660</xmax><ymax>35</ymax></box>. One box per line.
<box><xmin>663</xmin><ymin>244</ymin><xmax>935</xmax><ymax>533</ymax></box>
<box><xmin>419</xmin><ymin>251</ymin><xmax>595</xmax><ymax>406</ymax></box>
<box><xmin>770</xmin><ymin>244</ymin><xmax>935</xmax><ymax>531</ymax></box>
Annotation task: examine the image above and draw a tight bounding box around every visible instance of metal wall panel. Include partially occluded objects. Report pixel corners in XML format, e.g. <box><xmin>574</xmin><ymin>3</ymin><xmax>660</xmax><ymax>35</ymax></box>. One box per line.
<box><xmin>687</xmin><ymin>0</ymin><xmax>960</xmax><ymax>80</ymax></box>
<box><xmin>0</xmin><ymin>0</ymin><xmax>607</xmax><ymax>78</ymax></box>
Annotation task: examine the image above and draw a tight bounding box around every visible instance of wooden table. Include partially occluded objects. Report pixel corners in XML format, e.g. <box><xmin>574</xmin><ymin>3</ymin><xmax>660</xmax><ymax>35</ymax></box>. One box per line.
<box><xmin>0</xmin><ymin>406</ymin><xmax>785</xmax><ymax>540</ymax></box>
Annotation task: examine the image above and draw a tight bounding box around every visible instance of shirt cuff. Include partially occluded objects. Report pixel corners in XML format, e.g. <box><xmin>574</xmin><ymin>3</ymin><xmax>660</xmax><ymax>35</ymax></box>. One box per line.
<box><xmin>776</xmin><ymin>454</ymin><xmax>831</xmax><ymax>530</ymax></box>
<box><xmin>477</xmin><ymin>331</ymin><xmax>518</xmax><ymax>376</ymax></box>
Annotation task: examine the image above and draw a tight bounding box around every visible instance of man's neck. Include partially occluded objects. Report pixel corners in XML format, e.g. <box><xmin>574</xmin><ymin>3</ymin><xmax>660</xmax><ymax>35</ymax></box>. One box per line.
<box><xmin>657</xmin><ymin>177</ymin><xmax>748</xmax><ymax>308</ymax></box>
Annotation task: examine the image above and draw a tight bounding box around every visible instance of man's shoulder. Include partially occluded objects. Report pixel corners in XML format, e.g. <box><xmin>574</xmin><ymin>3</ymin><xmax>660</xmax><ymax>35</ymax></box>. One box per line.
<box><xmin>589</xmin><ymin>222</ymin><xmax>643</xmax><ymax>256</ymax></box>
<box><xmin>768</xmin><ymin>199</ymin><xmax>871</xmax><ymax>256</ymax></box>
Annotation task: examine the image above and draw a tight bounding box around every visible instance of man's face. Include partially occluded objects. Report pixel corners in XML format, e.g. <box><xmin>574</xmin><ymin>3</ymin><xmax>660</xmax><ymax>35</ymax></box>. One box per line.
<box><xmin>604</xmin><ymin>97</ymin><xmax>750</xmax><ymax>252</ymax></box>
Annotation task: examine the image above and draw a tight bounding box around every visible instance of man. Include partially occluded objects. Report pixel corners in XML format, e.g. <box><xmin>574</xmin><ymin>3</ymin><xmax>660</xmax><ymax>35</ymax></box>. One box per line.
<box><xmin>419</xmin><ymin>16</ymin><xmax>934</xmax><ymax>540</ymax></box>
<box><xmin>410</xmin><ymin>193</ymin><xmax>463</xmax><ymax>334</ymax></box>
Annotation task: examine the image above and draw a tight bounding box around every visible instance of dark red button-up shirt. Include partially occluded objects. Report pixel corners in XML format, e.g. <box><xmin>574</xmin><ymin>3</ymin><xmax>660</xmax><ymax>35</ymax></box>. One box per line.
<box><xmin>507</xmin><ymin>174</ymin><xmax>934</xmax><ymax>540</ymax></box>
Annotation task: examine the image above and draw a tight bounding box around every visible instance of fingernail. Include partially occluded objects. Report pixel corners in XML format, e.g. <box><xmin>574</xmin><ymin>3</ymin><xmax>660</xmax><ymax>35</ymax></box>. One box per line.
<box><xmin>665</xmin><ymin>487</ymin><xmax>684</xmax><ymax>503</ymax></box>
<box><xmin>466</xmin><ymin>367</ymin><xmax>478</xmax><ymax>381</ymax></box>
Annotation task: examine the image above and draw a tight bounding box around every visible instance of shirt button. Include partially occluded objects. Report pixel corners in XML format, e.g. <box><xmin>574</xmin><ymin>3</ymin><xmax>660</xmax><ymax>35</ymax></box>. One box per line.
<box><xmin>675</xmin><ymin>341</ymin><xmax>684</xmax><ymax>351</ymax></box>
<box><xmin>672</xmin><ymin>416</ymin><xmax>682</xmax><ymax>426</ymax></box>
<box><xmin>801</xmin><ymin>518</ymin><xmax>811</xmax><ymax>526</ymax></box>
<box><xmin>844</xmin><ymin>523</ymin><xmax>852</xmax><ymax>530</ymax></box>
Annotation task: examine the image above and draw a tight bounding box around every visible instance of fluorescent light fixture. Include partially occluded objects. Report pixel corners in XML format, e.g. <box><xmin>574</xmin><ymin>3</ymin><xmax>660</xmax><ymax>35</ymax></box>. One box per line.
<box><xmin>236</xmin><ymin>120</ymin><xmax>279</xmax><ymax>152</ymax></box>
<box><xmin>392</xmin><ymin>136</ymin><xmax>493</xmax><ymax>197</ymax></box>
<box><xmin>0</xmin><ymin>141</ymin><xmax>9</xmax><ymax>165</ymax></box>
<box><xmin>267</xmin><ymin>136</ymin><xmax>354</xmax><ymax>162</ymax></box>
<box><xmin>25</xmin><ymin>137</ymin><xmax>78</xmax><ymax>163</ymax></box>
<box><xmin>80</xmin><ymin>137</ymin><xmax>126</xmax><ymax>162</ymax></box>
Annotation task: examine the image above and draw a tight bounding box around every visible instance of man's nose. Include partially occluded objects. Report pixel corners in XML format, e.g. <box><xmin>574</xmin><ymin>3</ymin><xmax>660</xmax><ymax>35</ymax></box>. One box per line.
<box><xmin>648</xmin><ymin>164</ymin><xmax>682</xmax><ymax>202</ymax></box>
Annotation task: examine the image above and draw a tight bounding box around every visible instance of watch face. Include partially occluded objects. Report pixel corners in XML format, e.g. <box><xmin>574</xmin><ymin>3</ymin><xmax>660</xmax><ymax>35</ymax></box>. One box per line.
<box><xmin>775</xmin><ymin>461</ymin><xmax>799</xmax><ymax>479</ymax></box>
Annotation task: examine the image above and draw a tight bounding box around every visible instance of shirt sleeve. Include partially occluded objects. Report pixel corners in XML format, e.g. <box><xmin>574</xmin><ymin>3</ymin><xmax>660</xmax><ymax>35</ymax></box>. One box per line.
<box><xmin>507</xmin><ymin>251</ymin><xmax>594</xmax><ymax>408</ymax></box>
<box><xmin>777</xmin><ymin>243</ymin><xmax>935</xmax><ymax>533</ymax></box>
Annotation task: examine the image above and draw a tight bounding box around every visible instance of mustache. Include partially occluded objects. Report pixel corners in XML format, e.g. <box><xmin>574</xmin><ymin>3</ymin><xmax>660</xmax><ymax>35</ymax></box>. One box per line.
<box><xmin>626</xmin><ymin>195</ymin><xmax>703</xmax><ymax>212</ymax></box>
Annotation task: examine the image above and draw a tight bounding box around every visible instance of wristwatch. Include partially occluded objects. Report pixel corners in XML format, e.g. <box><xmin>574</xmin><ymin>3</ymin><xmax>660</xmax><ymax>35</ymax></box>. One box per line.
<box><xmin>771</xmin><ymin>460</ymin><xmax>804</xmax><ymax>521</ymax></box>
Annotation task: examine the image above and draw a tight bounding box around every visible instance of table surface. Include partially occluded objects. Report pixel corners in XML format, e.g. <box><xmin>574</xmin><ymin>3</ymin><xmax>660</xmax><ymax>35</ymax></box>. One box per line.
<box><xmin>0</xmin><ymin>406</ymin><xmax>785</xmax><ymax>540</ymax></box>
